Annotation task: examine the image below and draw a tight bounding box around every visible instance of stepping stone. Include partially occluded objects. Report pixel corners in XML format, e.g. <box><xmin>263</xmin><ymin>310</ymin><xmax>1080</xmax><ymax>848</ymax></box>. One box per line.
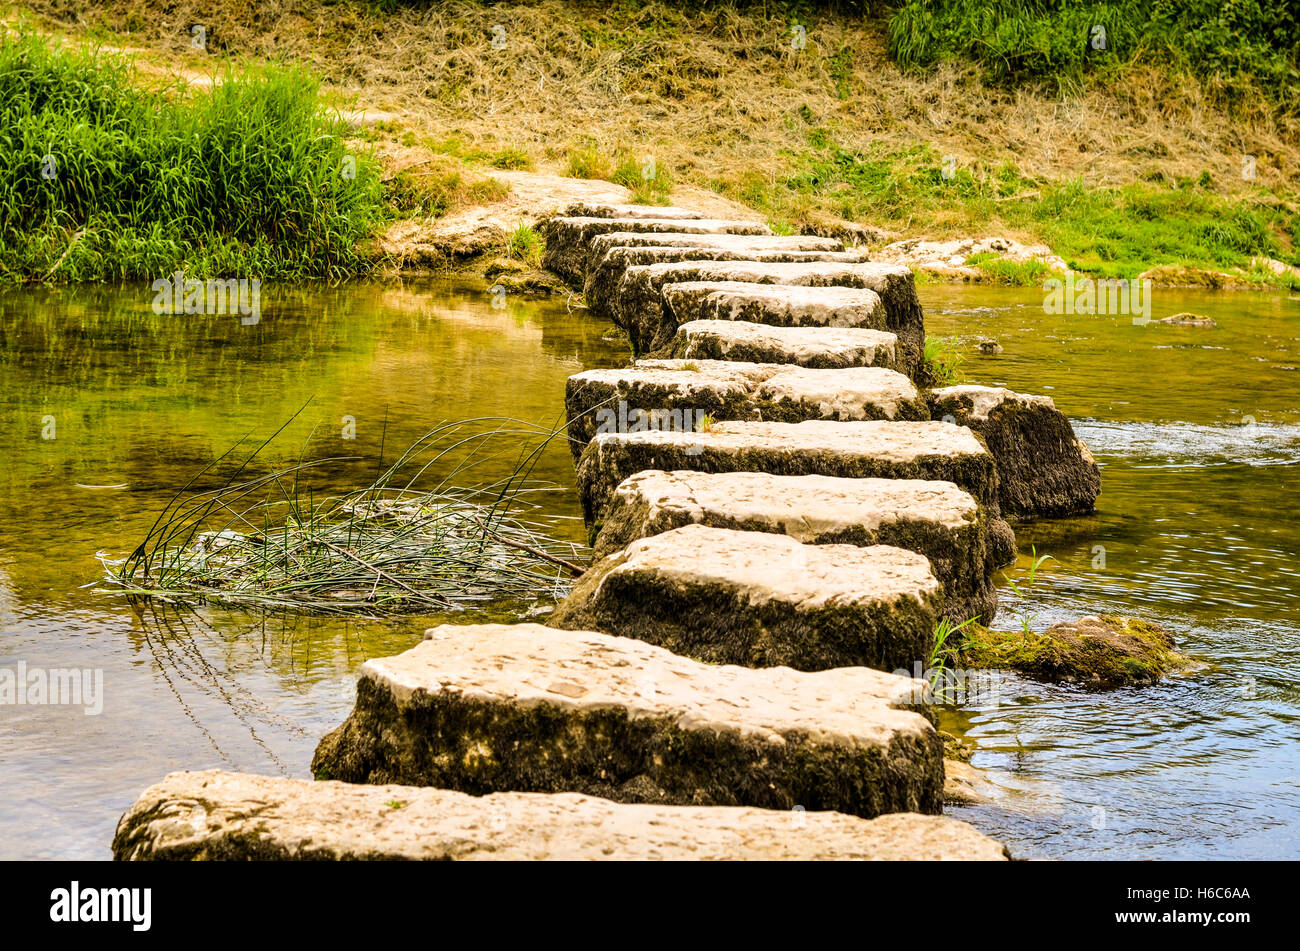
<box><xmin>113</xmin><ymin>770</ymin><xmax>1008</xmax><ymax>861</ymax></box>
<box><xmin>564</xmin><ymin>360</ymin><xmax>928</xmax><ymax>463</ymax></box>
<box><xmin>584</xmin><ymin>243</ymin><xmax>860</xmax><ymax>320</ymax></box>
<box><xmin>310</xmin><ymin>623</ymin><xmax>943</xmax><ymax>818</ymax></box>
<box><xmin>616</xmin><ymin>262</ymin><xmax>924</xmax><ymax>362</ymax></box>
<box><xmin>590</xmin><ymin>470</ymin><xmax>998</xmax><ymax>625</ymax></box>
<box><xmin>552</xmin><ymin>524</ymin><xmax>942</xmax><ymax>673</ymax></box>
<box><xmin>586</xmin><ymin>231</ymin><xmax>843</xmax><ymax>273</ymax></box>
<box><xmin>928</xmin><ymin>385</ymin><xmax>1101</xmax><ymax>518</ymax></box>
<box><xmin>540</xmin><ymin>216</ymin><xmax>772</xmax><ymax>285</ymax></box>
<box><xmin>562</xmin><ymin>202</ymin><xmax>707</xmax><ymax>220</ymax></box>
<box><xmin>663</xmin><ymin>320</ymin><xmax>904</xmax><ymax>371</ymax></box>
<box><xmin>574</xmin><ymin>419</ymin><xmax>1007</xmax><ymax>543</ymax></box>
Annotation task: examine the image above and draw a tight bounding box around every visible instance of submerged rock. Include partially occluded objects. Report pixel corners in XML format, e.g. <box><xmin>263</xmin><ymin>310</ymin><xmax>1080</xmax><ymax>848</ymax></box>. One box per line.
<box><xmin>552</xmin><ymin>524</ymin><xmax>942</xmax><ymax>672</ymax></box>
<box><xmin>960</xmin><ymin>615</ymin><xmax>1188</xmax><ymax>688</ymax></box>
<box><xmin>539</xmin><ymin>216</ymin><xmax>772</xmax><ymax>285</ymax></box>
<box><xmin>113</xmin><ymin>770</ymin><xmax>1007</xmax><ymax>861</ymax></box>
<box><xmin>1157</xmin><ymin>312</ymin><xmax>1217</xmax><ymax>327</ymax></box>
<box><xmin>311</xmin><ymin>622</ymin><xmax>943</xmax><ymax>818</ymax></box>
<box><xmin>564</xmin><ymin>360</ymin><xmax>928</xmax><ymax>462</ymax></box>
<box><xmin>927</xmin><ymin>384</ymin><xmax>1101</xmax><ymax>519</ymax></box>
<box><xmin>585</xmin><ymin>246</ymin><xmax>870</xmax><ymax>321</ymax></box>
<box><xmin>591</xmin><ymin>470</ymin><xmax>998</xmax><ymax>625</ymax></box>
<box><xmin>616</xmin><ymin>262</ymin><xmax>924</xmax><ymax>364</ymax></box>
<box><xmin>574</xmin><ymin>419</ymin><xmax>1010</xmax><ymax>547</ymax></box>
<box><xmin>661</xmin><ymin>320</ymin><xmax>904</xmax><ymax>372</ymax></box>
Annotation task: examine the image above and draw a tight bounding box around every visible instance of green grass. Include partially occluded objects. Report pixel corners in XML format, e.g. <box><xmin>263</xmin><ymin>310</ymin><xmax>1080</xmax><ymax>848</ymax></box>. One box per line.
<box><xmin>0</xmin><ymin>35</ymin><xmax>386</xmax><ymax>284</ymax></box>
<box><xmin>887</xmin><ymin>0</ymin><xmax>1300</xmax><ymax>106</ymax></box>
<box><xmin>505</xmin><ymin>223</ymin><xmax>544</xmax><ymax>268</ymax></box>
<box><xmin>965</xmin><ymin>252</ymin><xmax>1055</xmax><ymax>286</ymax></box>
<box><xmin>918</xmin><ymin>336</ymin><xmax>963</xmax><ymax>387</ymax></box>
<box><xmin>720</xmin><ymin>128</ymin><xmax>1300</xmax><ymax>280</ymax></box>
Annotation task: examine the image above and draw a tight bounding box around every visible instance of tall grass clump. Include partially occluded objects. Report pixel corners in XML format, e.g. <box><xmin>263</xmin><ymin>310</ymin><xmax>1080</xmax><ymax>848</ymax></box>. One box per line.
<box><xmin>99</xmin><ymin>417</ymin><xmax>586</xmax><ymax>615</ymax></box>
<box><xmin>888</xmin><ymin>0</ymin><xmax>1300</xmax><ymax>106</ymax></box>
<box><xmin>0</xmin><ymin>35</ymin><xmax>385</xmax><ymax>283</ymax></box>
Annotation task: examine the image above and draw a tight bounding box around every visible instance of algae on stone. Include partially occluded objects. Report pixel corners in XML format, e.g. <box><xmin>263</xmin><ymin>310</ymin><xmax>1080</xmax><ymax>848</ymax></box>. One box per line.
<box><xmin>959</xmin><ymin>615</ymin><xmax>1188</xmax><ymax>688</ymax></box>
<box><xmin>551</xmin><ymin>523</ymin><xmax>943</xmax><ymax>672</ymax></box>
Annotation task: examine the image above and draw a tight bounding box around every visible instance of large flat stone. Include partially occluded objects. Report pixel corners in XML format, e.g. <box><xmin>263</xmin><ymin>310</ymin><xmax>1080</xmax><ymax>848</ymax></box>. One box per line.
<box><xmin>591</xmin><ymin>470</ymin><xmax>998</xmax><ymax>625</ymax></box>
<box><xmin>552</xmin><ymin>524</ymin><xmax>941</xmax><ymax>673</ymax></box>
<box><xmin>564</xmin><ymin>360</ymin><xmax>928</xmax><ymax>463</ymax></box>
<box><xmin>928</xmin><ymin>385</ymin><xmax>1101</xmax><ymax>518</ymax></box>
<box><xmin>540</xmin><ymin>216</ymin><xmax>772</xmax><ymax>285</ymax></box>
<box><xmin>586</xmin><ymin>231</ymin><xmax>843</xmax><ymax>272</ymax></box>
<box><xmin>585</xmin><ymin>246</ymin><xmax>871</xmax><ymax>321</ymax></box>
<box><xmin>616</xmin><ymin>263</ymin><xmax>923</xmax><ymax>363</ymax></box>
<box><xmin>113</xmin><ymin>770</ymin><xmax>1007</xmax><ymax>861</ymax></box>
<box><xmin>574</xmin><ymin>419</ymin><xmax>1007</xmax><ymax>542</ymax></box>
<box><xmin>662</xmin><ymin>320</ymin><xmax>904</xmax><ymax>372</ymax></box>
<box><xmin>310</xmin><ymin>622</ymin><xmax>943</xmax><ymax>818</ymax></box>
<box><xmin>562</xmin><ymin>202</ymin><xmax>707</xmax><ymax>220</ymax></box>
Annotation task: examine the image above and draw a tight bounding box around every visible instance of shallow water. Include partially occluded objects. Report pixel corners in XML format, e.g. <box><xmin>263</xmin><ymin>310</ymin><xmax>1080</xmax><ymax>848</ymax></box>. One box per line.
<box><xmin>923</xmin><ymin>284</ymin><xmax>1300</xmax><ymax>859</ymax></box>
<box><xmin>1</xmin><ymin>278</ymin><xmax>1296</xmax><ymax>859</ymax></box>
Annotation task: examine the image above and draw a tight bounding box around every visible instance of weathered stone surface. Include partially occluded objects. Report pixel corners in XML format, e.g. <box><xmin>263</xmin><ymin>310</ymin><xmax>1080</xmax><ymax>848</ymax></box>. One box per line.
<box><xmin>585</xmin><ymin>246</ymin><xmax>871</xmax><ymax>321</ymax></box>
<box><xmin>960</xmin><ymin>615</ymin><xmax>1189</xmax><ymax>689</ymax></box>
<box><xmin>662</xmin><ymin>320</ymin><xmax>904</xmax><ymax>372</ymax></box>
<box><xmin>575</xmin><ymin>419</ymin><xmax>1008</xmax><ymax>544</ymax></box>
<box><xmin>562</xmin><ymin>202</ymin><xmax>706</xmax><ymax>221</ymax></box>
<box><xmin>564</xmin><ymin>360</ymin><xmax>928</xmax><ymax>462</ymax></box>
<box><xmin>586</xmin><ymin>231</ymin><xmax>843</xmax><ymax>272</ymax></box>
<box><xmin>927</xmin><ymin>384</ymin><xmax>1101</xmax><ymax>518</ymax></box>
<box><xmin>311</xmin><ymin>622</ymin><xmax>943</xmax><ymax>818</ymax></box>
<box><xmin>590</xmin><ymin>470</ymin><xmax>997</xmax><ymax>624</ymax></box>
<box><xmin>113</xmin><ymin>770</ymin><xmax>1007</xmax><ymax>861</ymax></box>
<box><xmin>552</xmin><ymin>524</ymin><xmax>941</xmax><ymax>673</ymax></box>
<box><xmin>540</xmin><ymin>216</ymin><xmax>772</xmax><ymax>285</ymax></box>
<box><xmin>617</xmin><ymin>263</ymin><xmax>923</xmax><ymax>363</ymax></box>
<box><xmin>663</xmin><ymin>280</ymin><xmax>886</xmax><ymax>330</ymax></box>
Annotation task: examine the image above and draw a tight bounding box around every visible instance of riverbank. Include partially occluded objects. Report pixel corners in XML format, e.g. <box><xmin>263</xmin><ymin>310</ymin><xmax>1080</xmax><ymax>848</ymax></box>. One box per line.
<box><xmin>5</xmin><ymin>2</ymin><xmax>1298</xmax><ymax>288</ymax></box>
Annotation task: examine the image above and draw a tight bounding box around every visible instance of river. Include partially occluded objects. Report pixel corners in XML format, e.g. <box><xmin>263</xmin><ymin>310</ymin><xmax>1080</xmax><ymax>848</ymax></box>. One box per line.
<box><xmin>1</xmin><ymin>278</ymin><xmax>1296</xmax><ymax>859</ymax></box>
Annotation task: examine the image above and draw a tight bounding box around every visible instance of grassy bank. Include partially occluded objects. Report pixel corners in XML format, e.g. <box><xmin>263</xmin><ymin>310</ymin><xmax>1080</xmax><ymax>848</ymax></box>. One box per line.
<box><xmin>8</xmin><ymin>1</ymin><xmax>1300</xmax><ymax>283</ymax></box>
<box><xmin>0</xmin><ymin>34</ymin><xmax>384</xmax><ymax>283</ymax></box>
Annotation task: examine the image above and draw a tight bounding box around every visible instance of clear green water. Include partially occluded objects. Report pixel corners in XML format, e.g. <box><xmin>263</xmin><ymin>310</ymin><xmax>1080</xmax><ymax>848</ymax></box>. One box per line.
<box><xmin>1</xmin><ymin>278</ymin><xmax>1296</xmax><ymax>859</ymax></box>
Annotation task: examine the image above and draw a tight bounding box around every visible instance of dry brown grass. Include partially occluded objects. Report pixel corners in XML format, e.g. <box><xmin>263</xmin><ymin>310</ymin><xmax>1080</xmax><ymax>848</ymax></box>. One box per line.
<box><xmin>12</xmin><ymin>0</ymin><xmax>1300</xmax><ymax>228</ymax></box>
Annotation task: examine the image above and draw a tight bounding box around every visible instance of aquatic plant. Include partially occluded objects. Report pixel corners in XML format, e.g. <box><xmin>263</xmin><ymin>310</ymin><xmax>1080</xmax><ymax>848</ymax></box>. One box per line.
<box><xmin>918</xmin><ymin>336</ymin><xmax>963</xmax><ymax>387</ymax></box>
<box><xmin>99</xmin><ymin>417</ymin><xmax>586</xmax><ymax>616</ymax></box>
<box><xmin>926</xmin><ymin>614</ymin><xmax>979</xmax><ymax>695</ymax></box>
<box><xmin>1000</xmin><ymin>546</ymin><xmax>1055</xmax><ymax>640</ymax></box>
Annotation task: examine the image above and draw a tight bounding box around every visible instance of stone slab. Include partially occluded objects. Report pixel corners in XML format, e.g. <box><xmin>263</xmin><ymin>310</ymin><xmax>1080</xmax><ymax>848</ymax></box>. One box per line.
<box><xmin>310</xmin><ymin>623</ymin><xmax>942</xmax><ymax>818</ymax></box>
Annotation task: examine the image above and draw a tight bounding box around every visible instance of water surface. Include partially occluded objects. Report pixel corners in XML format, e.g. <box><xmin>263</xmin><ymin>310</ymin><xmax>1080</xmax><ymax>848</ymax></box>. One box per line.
<box><xmin>1</xmin><ymin>278</ymin><xmax>1297</xmax><ymax>859</ymax></box>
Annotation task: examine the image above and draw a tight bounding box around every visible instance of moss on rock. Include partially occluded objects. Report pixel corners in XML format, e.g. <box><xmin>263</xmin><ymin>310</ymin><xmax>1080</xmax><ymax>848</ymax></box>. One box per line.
<box><xmin>959</xmin><ymin>614</ymin><xmax>1188</xmax><ymax>688</ymax></box>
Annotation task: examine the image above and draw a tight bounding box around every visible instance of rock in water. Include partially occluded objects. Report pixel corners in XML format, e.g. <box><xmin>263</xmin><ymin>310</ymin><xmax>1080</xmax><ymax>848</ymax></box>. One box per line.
<box><xmin>960</xmin><ymin>615</ymin><xmax>1189</xmax><ymax>688</ymax></box>
<box><xmin>927</xmin><ymin>384</ymin><xmax>1101</xmax><ymax>518</ymax></box>
<box><xmin>311</xmin><ymin>622</ymin><xmax>943</xmax><ymax>818</ymax></box>
<box><xmin>590</xmin><ymin>470</ymin><xmax>998</xmax><ymax>625</ymax></box>
<box><xmin>112</xmin><ymin>770</ymin><xmax>1008</xmax><ymax>860</ymax></box>
<box><xmin>552</xmin><ymin>524</ymin><xmax>942</xmax><ymax>671</ymax></box>
<box><xmin>539</xmin><ymin>216</ymin><xmax>772</xmax><ymax>285</ymax></box>
<box><xmin>662</xmin><ymin>320</ymin><xmax>904</xmax><ymax>372</ymax></box>
<box><xmin>574</xmin><ymin>418</ymin><xmax>1011</xmax><ymax>546</ymax></box>
<box><xmin>564</xmin><ymin>360</ymin><xmax>928</xmax><ymax>463</ymax></box>
<box><xmin>585</xmin><ymin>246</ymin><xmax>870</xmax><ymax>321</ymax></box>
<box><xmin>616</xmin><ymin>262</ymin><xmax>924</xmax><ymax>365</ymax></box>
